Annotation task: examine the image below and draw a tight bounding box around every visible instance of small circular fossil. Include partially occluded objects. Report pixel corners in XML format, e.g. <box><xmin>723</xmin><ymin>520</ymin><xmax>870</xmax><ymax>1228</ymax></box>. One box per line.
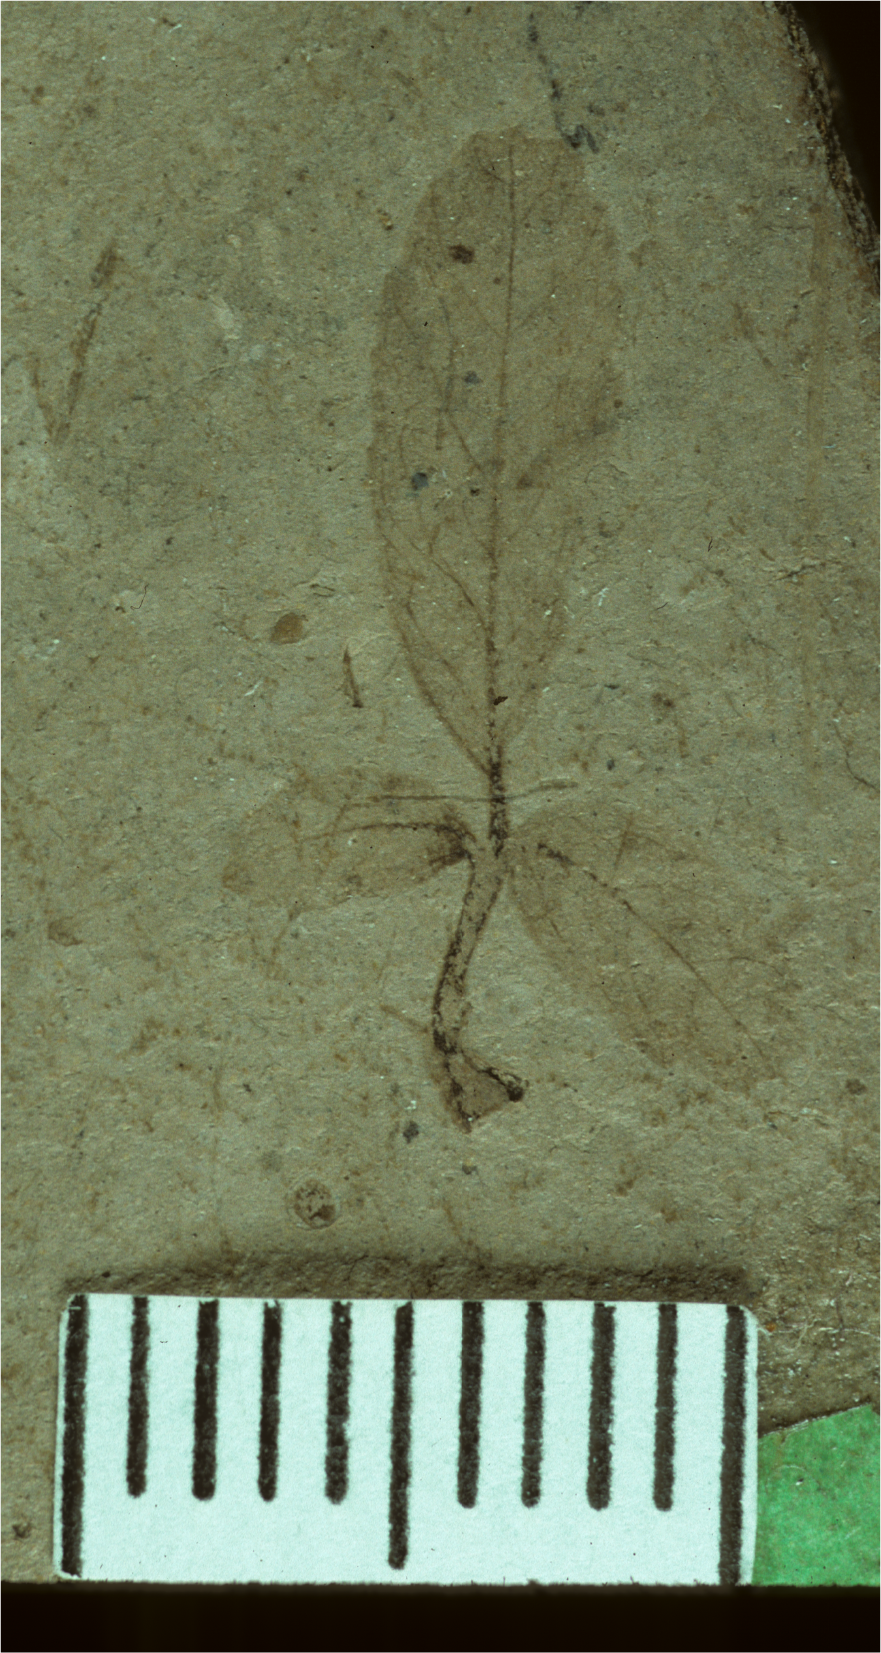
<box><xmin>292</xmin><ymin>1179</ymin><xmax>338</xmax><ymax>1229</ymax></box>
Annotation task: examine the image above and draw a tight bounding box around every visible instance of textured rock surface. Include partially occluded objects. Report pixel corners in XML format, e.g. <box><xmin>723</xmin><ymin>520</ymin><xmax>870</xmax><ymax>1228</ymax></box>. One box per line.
<box><xmin>3</xmin><ymin>2</ymin><xmax>877</xmax><ymax>1580</ymax></box>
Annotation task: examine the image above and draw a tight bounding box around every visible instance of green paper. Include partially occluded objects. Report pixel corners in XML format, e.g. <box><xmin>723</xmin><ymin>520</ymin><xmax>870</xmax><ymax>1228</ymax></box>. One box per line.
<box><xmin>753</xmin><ymin>1405</ymin><xmax>880</xmax><ymax>1586</ymax></box>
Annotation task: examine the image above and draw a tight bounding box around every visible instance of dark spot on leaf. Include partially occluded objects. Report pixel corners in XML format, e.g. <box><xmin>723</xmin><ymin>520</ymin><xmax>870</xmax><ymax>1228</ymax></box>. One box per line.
<box><xmin>411</xmin><ymin>471</ymin><xmax>429</xmax><ymax>491</ymax></box>
<box><xmin>402</xmin><ymin>1121</ymin><xmax>419</xmax><ymax>1142</ymax></box>
<box><xmin>464</xmin><ymin>371</ymin><xmax>480</xmax><ymax>385</ymax></box>
<box><xmin>449</xmin><ymin>243</ymin><xmax>475</xmax><ymax>263</ymax></box>
<box><xmin>270</xmin><ymin>612</ymin><xmax>305</xmax><ymax>644</ymax></box>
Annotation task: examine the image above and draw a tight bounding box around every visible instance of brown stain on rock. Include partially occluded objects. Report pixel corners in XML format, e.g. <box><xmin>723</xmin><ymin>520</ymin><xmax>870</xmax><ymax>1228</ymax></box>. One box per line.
<box><xmin>31</xmin><ymin>243</ymin><xmax>118</xmax><ymax>445</ymax></box>
<box><xmin>269</xmin><ymin>612</ymin><xmax>305</xmax><ymax>644</ymax></box>
<box><xmin>47</xmin><ymin>918</ymin><xmax>81</xmax><ymax>947</ymax></box>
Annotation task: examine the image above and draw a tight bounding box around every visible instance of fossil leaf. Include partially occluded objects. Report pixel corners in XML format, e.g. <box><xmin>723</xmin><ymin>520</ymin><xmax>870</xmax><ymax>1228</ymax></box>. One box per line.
<box><xmin>370</xmin><ymin>128</ymin><xmax>621</xmax><ymax>774</ymax></box>
<box><xmin>509</xmin><ymin>800</ymin><xmax>802</xmax><ymax>1087</ymax></box>
<box><xmin>222</xmin><ymin>771</ymin><xmax>471</xmax><ymax>910</ymax></box>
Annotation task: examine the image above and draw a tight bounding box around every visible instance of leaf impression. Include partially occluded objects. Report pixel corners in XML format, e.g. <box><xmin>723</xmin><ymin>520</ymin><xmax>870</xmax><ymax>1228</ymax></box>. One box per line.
<box><xmin>370</xmin><ymin>128</ymin><xmax>621</xmax><ymax>781</ymax></box>
<box><xmin>508</xmin><ymin>799</ymin><xmax>800</xmax><ymax>1088</ymax></box>
<box><xmin>222</xmin><ymin>768</ymin><xmax>472</xmax><ymax>912</ymax></box>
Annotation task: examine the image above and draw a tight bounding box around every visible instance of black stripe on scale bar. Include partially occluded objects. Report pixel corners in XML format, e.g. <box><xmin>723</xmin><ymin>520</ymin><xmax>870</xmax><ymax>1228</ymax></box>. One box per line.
<box><xmin>718</xmin><ymin>1305</ymin><xmax>748</xmax><ymax>1585</ymax></box>
<box><xmin>258</xmin><ymin>1301</ymin><xmax>282</xmax><ymax>1502</ymax></box>
<box><xmin>457</xmin><ymin>1301</ymin><xmax>484</xmax><ymax>1507</ymax></box>
<box><xmin>653</xmin><ymin>1303</ymin><xmax>677</xmax><ymax>1511</ymax></box>
<box><xmin>388</xmin><ymin>1302</ymin><xmax>414</xmax><ymax>1570</ymax></box>
<box><xmin>192</xmin><ymin>1299</ymin><xmax>220</xmax><ymax>1501</ymax></box>
<box><xmin>521</xmin><ymin>1302</ymin><xmax>546</xmax><ymax>1508</ymax></box>
<box><xmin>587</xmin><ymin>1302</ymin><xmax>615</xmax><ymax>1509</ymax></box>
<box><xmin>59</xmin><ymin>1294</ymin><xmax>89</xmax><ymax>1578</ymax></box>
<box><xmin>325</xmin><ymin>1300</ymin><xmax>352</xmax><ymax>1504</ymax></box>
<box><xmin>126</xmin><ymin>1297</ymin><xmax>150</xmax><ymax>1498</ymax></box>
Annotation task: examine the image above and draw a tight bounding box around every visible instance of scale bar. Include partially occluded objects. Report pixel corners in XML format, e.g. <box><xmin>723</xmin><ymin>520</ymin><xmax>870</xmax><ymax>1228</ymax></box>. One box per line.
<box><xmin>653</xmin><ymin>1301</ymin><xmax>677</xmax><ymax>1511</ymax></box>
<box><xmin>55</xmin><ymin>1296</ymin><xmax>757</xmax><ymax>1585</ymax></box>
<box><xmin>587</xmin><ymin>1301</ymin><xmax>614</xmax><ymax>1509</ymax></box>
<box><xmin>324</xmin><ymin>1299</ymin><xmax>351</xmax><ymax>1504</ymax></box>
<box><xmin>258</xmin><ymin>1301</ymin><xmax>282</xmax><ymax>1502</ymax></box>
<box><xmin>456</xmin><ymin>1301</ymin><xmax>483</xmax><ymax>1508</ymax></box>
<box><xmin>720</xmin><ymin>1303</ymin><xmax>748</xmax><ymax>1585</ymax></box>
<box><xmin>59</xmin><ymin>1293</ymin><xmax>88</xmax><ymax>1580</ymax></box>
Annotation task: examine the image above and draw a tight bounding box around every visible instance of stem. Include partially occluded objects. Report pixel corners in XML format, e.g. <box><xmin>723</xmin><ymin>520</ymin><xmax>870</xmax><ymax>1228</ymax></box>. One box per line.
<box><xmin>431</xmin><ymin>743</ymin><xmax>523</xmax><ymax>1129</ymax></box>
<box><xmin>488</xmin><ymin>746</ymin><xmax>508</xmax><ymax>856</ymax></box>
<box><xmin>431</xmin><ymin>150</ymin><xmax>522</xmax><ymax>1129</ymax></box>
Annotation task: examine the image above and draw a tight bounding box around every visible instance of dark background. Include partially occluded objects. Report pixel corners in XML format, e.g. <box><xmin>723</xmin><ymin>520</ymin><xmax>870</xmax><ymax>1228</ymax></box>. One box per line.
<box><xmin>795</xmin><ymin>1</ymin><xmax>879</xmax><ymax>223</ymax></box>
<box><xmin>2</xmin><ymin>5</ymin><xmax>877</xmax><ymax>1649</ymax></box>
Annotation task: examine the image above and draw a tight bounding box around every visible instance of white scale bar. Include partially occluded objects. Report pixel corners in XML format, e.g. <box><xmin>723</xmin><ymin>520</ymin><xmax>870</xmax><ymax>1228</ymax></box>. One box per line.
<box><xmin>54</xmin><ymin>1296</ymin><xmax>757</xmax><ymax>1585</ymax></box>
